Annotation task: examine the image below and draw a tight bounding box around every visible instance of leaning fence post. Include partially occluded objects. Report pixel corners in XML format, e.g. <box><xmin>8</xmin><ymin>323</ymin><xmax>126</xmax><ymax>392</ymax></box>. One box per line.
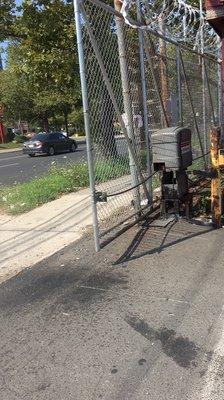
<box><xmin>136</xmin><ymin>0</ymin><xmax>152</xmax><ymax>203</ymax></box>
<box><xmin>73</xmin><ymin>0</ymin><xmax>100</xmax><ymax>251</ymax></box>
<box><xmin>176</xmin><ymin>45</ymin><xmax>183</xmax><ymax>126</ymax></box>
<box><xmin>199</xmin><ymin>0</ymin><xmax>208</xmax><ymax>158</ymax></box>
<box><xmin>114</xmin><ymin>0</ymin><xmax>141</xmax><ymax>213</ymax></box>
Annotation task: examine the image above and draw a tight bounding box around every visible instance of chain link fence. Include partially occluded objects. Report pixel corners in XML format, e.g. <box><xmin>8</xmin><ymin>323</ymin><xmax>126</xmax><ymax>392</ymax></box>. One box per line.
<box><xmin>75</xmin><ymin>0</ymin><xmax>221</xmax><ymax>250</ymax></box>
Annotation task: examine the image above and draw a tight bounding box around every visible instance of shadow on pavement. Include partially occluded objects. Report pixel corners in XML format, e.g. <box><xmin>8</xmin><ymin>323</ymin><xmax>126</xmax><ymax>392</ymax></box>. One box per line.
<box><xmin>115</xmin><ymin>219</ymin><xmax>213</xmax><ymax>264</ymax></box>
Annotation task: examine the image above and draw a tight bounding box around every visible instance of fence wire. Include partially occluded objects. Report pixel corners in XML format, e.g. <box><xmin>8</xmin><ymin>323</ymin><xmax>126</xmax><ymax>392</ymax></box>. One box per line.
<box><xmin>76</xmin><ymin>0</ymin><xmax>221</xmax><ymax>250</ymax></box>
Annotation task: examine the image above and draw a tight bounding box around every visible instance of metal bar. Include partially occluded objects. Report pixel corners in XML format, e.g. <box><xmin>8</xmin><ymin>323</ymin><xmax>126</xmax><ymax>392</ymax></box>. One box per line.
<box><xmin>80</xmin><ymin>3</ymin><xmax>150</xmax><ymax>202</ymax></box>
<box><xmin>136</xmin><ymin>0</ymin><xmax>152</xmax><ymax>203</ymax></box>
<box><xmin>143</xmin><ymin>33</ymin><xmax>169</xmax><ymax>127</ymax></box>
<box><xmin>201</xmin><ymin>55</ymin><xmax>208</xmax><ymax>155</ymax></box>
<box><xmin>114</xmin><ymin>0</ymin><xmax>141</xmax><ymax>213</ymax></box>
<box><xmin>179</xmin><ymin>49</ymin><xmax>206</xmax><ymax>167</ymax></box>
<box><xmin>73</xmin><ymin>0</ymin><xmax>100</xmax><ymax>251</ymax></box>
<box><xmin>90</xmin><ymin>0</ymin><xmax>221</xmax><ymax>64</ymax></box>
<box><xmin>199</xmin><ymin>0</ymin><xmax>207</xmax><ymax>156</ymax></box>
<box><xmin>204</xmin><ymin>61</ymin><xmax>216</xmax><ymax>125</ymax></box>
<box><xmin>176</xmin><ymin>45</ymin><xmax>183</xmax><ymax>125</ymax></box>
<box><xmin>218</xmin><ymin>61</ymin><xmax>222</xmax><ymax>127</ymax></box>
<box><xmin>183</xmin><ymin>15</ymin><xmax>187</xmax><ymax>42</ymax></box>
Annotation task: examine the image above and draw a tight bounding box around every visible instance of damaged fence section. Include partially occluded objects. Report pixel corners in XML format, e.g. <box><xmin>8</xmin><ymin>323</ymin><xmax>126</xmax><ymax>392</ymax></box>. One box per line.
<box><xmin>74</xmin><ymin>0</ymin><xmax>221</xmax><ymax>251</ymax></box>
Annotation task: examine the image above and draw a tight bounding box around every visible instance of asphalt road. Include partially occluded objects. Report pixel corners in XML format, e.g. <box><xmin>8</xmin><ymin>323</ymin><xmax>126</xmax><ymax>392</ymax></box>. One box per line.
<box><xmin>0</xmin><ymin>143</ymin><xmax>87</xmax><ymax>186</ymax></box>
<box><xmin>1</xmin><ymin>219</ymin><xmax>224</xmax><ymax>399</ymax></box>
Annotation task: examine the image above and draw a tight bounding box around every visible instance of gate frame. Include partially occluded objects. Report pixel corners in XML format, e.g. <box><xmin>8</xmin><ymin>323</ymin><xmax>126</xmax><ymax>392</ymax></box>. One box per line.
<box><xmin>74</xmin><ymin>0</ymin><xmax>222</xmax><ymax>251</ymax></box>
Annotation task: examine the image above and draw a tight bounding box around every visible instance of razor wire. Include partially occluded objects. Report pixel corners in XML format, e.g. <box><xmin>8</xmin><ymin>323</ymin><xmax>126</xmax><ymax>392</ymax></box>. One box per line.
<box><xmin>120</xmin><ymin>0</ymin><xmax>220</xmax><ymax>56</ymax></box>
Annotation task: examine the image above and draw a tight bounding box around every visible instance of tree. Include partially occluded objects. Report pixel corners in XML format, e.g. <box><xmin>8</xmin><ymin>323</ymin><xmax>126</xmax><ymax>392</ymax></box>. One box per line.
<box><xmin>15</xmin><ymin>0</ymin><xmax>81</xmax><ymax>131</ymax></box>
<box><xmin>1</xmin><ymin>0</ymin><xmax>82</xmax><ymax>132</ymax></box>
<box><xmin>0</xmin><ymin>0</ymin><xmax>17</xmax><ymax>40</ymax></box>
<box><xmin>0</xmin><ymin>44</ymin><xmax>35</xmax><ymax>128</ymax></box>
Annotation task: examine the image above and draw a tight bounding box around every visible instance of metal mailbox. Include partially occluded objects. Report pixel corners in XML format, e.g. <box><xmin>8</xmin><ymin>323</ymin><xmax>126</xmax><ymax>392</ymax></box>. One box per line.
<box><xmin>152</xmin><ymin>126</ymin><xmax>192</xmax><ymax>171</ymax></box>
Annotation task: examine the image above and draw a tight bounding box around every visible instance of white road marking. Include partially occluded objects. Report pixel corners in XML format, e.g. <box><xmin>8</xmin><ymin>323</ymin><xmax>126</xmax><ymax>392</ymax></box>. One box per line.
<box><xmin>0</xmin><ymin>154</ymin><xmax>24</xmax><ymax>162</ymax></box>
<box><xmin>0</xmin><ymin>163</ymin><xmax>19</xmax><ymax>168</ymax></box>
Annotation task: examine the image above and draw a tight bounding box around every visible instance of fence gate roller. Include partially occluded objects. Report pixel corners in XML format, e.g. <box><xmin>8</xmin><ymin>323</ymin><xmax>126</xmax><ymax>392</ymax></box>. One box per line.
<box><xmin>74</xmin><ymin>0</ymin><xmax>222</xmax><ymax>251</ymax></box>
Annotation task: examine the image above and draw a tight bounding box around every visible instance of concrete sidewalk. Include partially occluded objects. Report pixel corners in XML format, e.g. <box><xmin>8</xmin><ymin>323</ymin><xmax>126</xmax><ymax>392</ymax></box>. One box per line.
<box><xmin>0</xmin><ymin>189</ymin><xmax>92</xmax><ymax>284</ymax></box>
<box><xmin>0</xmin><ymin>171</ymin><xmax>136</xmax><ymax>284</ymax></box>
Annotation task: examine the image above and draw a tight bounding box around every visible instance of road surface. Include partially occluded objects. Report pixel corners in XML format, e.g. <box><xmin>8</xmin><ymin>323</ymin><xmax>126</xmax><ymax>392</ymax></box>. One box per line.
<box><xmin>0</xmin><ymin>144</ymin><xmax>87</xmax><ymax>186</ymax></box>
<box><xmin>1</xmin><ymin>219</ymin><xmax>224</xmax><ymax>399</ymax></box>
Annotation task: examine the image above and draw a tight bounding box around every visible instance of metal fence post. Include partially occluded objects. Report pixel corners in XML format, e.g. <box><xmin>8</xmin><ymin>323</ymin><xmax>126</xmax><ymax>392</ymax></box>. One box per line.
<box><xmin>114</xmin><ymin>0</ymin><xmax>141</xmax><ymax>213</ymax></box>
<box><xmin>218</xmin><ymin>61</ymin><xmax>222</xmax><ymax>128</ymax></box>
<box><xmin>200</xmin><ymin>0</ymin><xmax>207</xmax><ymax>156</ymax></box>
<box><xmin>136</xmin><ymin>0</ymin><xmax>152</xmax><ymax>203</ymax></box>
<box><xmin>176</xmin><ymin>45</ymin><xmax>183</xmax><ymax>126</ymax></box>
<box><xmin>201</xmin><ymin>56</ymin><xmax>208</xmax><ymax>155</ymax></box>
<box><xmin>74</xmin><ymin>0</ymin><xmax>100</xmax><ymax>251</ymax></box>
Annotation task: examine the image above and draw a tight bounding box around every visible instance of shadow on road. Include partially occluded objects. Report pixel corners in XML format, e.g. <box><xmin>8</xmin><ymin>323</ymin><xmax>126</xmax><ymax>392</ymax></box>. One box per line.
<box><xmin>115</xmin><ymin>219</ymin><xmax>213</xmax><ymax>264</ymax></box>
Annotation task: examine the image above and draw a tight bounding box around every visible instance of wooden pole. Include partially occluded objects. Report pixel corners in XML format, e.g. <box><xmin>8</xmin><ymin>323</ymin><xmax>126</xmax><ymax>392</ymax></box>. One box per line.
<box><xmin>158</xmin><ymin>15</ymin><xmax>171</xmax><ymax>127</ymax></box>
<box><xmin>221</xmin><ymin>39</ymin><xmax>224</xmax><ymax>139</ymax></box>
<box><xmin>210</xmin><ymin>127</ymin><xmax>222</xmax><ymax>227</ymax></box>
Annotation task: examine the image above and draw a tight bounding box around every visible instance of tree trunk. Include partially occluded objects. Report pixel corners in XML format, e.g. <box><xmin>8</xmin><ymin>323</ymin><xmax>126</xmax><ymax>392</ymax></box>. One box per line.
<box><xmin>99</xmin><ymin>88</ymin><xmax>118</xmax><ymax>159</ymax></box>
<box><xmin>64</xmin><ymin>111</ymin><xmax>69</xmax><ymax>136</ymax></box>
<box><xmin>43</xmin><ymin>113</ymin><xmax>49</xmax><ymax>132</ymax></box>
<box><xmin>158</xmin><ymin>15</ymin><xmax>171</xmax><ymax>127</ymax></box>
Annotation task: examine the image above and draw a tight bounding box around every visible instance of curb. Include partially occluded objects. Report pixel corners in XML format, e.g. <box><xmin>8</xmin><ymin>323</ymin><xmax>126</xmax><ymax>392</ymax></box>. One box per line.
<box><xmin>0</xmin><ymin>148</ymin><xmax>22</xmax><ymax>154</ymax></box>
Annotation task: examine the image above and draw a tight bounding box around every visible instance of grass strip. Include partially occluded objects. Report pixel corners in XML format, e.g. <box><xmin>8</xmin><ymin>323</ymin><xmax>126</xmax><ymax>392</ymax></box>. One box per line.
<box><xmin>0</xmin><ymin>158</ymin><xmax>129</xmax><ymax>215</ymax></box>
<box><xmin>0</xmin><ymin>143</ymin><xmax>21</xmax><ymax>150</ymax></box>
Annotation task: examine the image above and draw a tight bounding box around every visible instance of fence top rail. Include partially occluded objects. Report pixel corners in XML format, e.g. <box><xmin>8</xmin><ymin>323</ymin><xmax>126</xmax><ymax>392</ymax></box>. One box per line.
<box><xmin>88</xmin><ymin>0</ymin><xmax>221</xmax><ymax>65</ymax></box>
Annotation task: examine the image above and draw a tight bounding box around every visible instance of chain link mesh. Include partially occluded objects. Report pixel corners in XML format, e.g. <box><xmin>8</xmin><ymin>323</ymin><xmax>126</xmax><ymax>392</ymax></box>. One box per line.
<box><xmin>79</xmin><ymin>0</ymin><xmax>220</xmax><ymax>248</ymax></box>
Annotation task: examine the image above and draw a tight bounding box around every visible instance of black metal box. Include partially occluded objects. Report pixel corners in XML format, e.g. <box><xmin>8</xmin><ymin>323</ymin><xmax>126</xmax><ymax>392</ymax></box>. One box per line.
<box><xmin>152</xmin><ymin>126</ymin><xmax>192</xmax><ymax>170</ymax></box>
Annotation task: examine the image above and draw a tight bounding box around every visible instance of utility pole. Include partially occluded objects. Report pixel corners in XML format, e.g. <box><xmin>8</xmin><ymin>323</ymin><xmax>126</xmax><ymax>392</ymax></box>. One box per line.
<box><xmin>205</xmin><ymin>0</ymin><xmax>224</xmax><ymax>136</ymax></box>
<box><xmin>205</xmin><ymin>1</ymin><xmax>224</xmax><ymax>225</ymax></box>
<box><xmin>158</xmin><ymin>15</ymin><xmax>171</xmax><ymax>127</ymax></box>
<box><xmin>222</xmin><ymin>38</ymin><xmax>224</xmax><ymax>135</ymax></box>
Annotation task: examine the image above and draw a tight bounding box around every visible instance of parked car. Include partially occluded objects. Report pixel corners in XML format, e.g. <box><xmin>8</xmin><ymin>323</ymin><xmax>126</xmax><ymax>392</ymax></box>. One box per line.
<box><xmin>22</xmin><ymin>132</ymin><xmax>78</xmax><ymax>157</ymax></box>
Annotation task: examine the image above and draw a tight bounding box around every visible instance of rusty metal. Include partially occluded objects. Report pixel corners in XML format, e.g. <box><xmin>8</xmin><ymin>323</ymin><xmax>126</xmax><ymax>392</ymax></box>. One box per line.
<box><xmin>221</xmin><ymin>39</ymin><xmax>224</xmax><ymax>137</ymax></box>
<box><xmin>205</xmin><ymin>0</ymin><xmax>224</xmax><ymax>37</ymax></box>
<box><xmin>210</xmin><ymin>127</ymin><xmax>222</xmax><ymax>227</ymax></box>
<box><xmin>143</xmin><ymin>34</ymin><xmax>170</xmax><ymax>128</ymax></box>
<box><xmin>205</xmin><ymin>0</ymin><xmax>224</xmax><ymax>141</ymax></box>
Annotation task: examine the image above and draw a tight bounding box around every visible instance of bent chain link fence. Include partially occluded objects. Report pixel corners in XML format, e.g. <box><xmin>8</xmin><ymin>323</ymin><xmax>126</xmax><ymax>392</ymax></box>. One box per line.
<box><xmin>75</xmin><ymin>0</ymin><xmax>221</xmax><ymax>251</ymax></box>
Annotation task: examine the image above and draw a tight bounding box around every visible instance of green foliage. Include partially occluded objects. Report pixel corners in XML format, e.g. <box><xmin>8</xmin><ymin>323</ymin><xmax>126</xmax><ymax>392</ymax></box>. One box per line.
<box><xmin>0</xmin><ymin>158</ymin><xmax>130</xmax><ymax>215</ymax></box>
<box><xmin>68</xmin><ymin>108</ymin><xmax>85</xmax><ymax>134</ymax></box>
<box><xmin>0</xmin><ymin>141</ymin><xmax>21</xmax><ymax>150</ymax></box>
<box><xmin>200</xmin><ymin>194</ymin><xmax>211</xmax><ymax>214</ymax></box>
<box><xmin>0</xmin><ymin>45</ymin><xmax>35</xmax><ymax>125</ymax></box>
<box><xmin>1</xmin><ymin>0</ymin><xmax>82</xmax><ymax>129</ymax></box>
<box><xmin>0</xmin><ymin>0</ymin><xmax>16</xmax><ymax>40</ymax></box>
<box><xmin>5</xmin><ymin>127</ymin><xmax>14</xmax><ymax>142</ymax></box>
<box><xmin>13</xmin><ymin>134</ymin><xmax>27</xmax><ymax>143</ymax></box>
<box><xmin>17</xmin><ymin>0</ymin><xmax>80</xmax><ymax>117</ymax></box>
